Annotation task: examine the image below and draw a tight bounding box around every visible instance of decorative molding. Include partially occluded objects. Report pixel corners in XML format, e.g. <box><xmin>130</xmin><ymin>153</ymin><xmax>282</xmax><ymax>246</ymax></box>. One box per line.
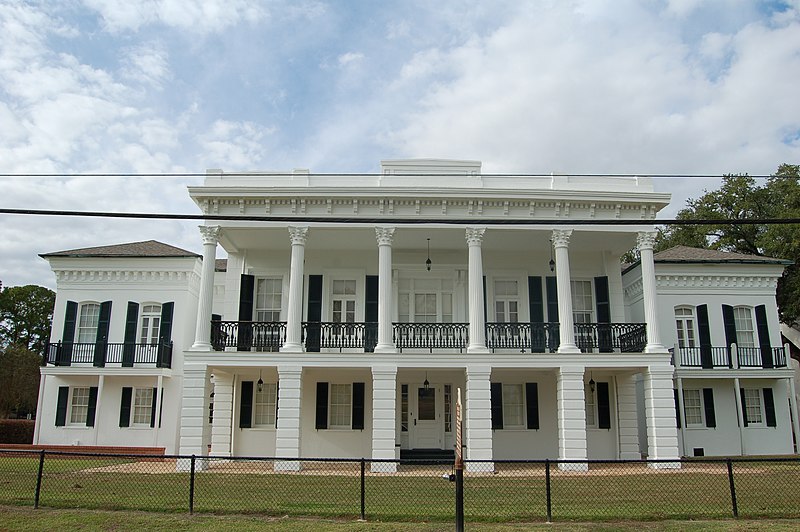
<box><xmin>287</xmin><ymin>226</ymin><xmax>309</xmax><ymax>245</ymax></box>
<box><xmin>465</xmin><ymin>227</ymin><xmax>486</xmax><ymax>246</ymax></box>
<box><xmin>53</xmin><ymin>268</ymin><xmax>200</xmax><ymax>286</ymax></box>
<box><xmin>656</xmin><ymin>274</ymin><xmax>780</xmax><ymax>290</ymax></box>
<box><xmin>375</xmin><ymin>226</ymin><xmax>396</xmax><ymax>246</ymax></box>
<box><xmin>636</xmin><ymin>231</ymin><xmax>658</xmax><ymax>251</ymax></box>
<box><xmin>199</xmin><ymin>225</ymin><xmax>221</xmax><ymax>245</ymax></box>
<box><xmin>551</xmin><ymin>228</ymin><xmax>573</xmax><ymax>248</ymax></box>
<box><xmin>624</xmin><ymin>278</ymin><xmax>644</xmax><ymax>301</ymax></box>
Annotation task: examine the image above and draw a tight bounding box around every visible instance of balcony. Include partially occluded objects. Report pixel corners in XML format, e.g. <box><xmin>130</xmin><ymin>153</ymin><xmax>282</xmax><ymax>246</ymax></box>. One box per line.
<box><xmin>44</xmin><ymin>341</ymin><xmax>173</xmax><ymax>368</ymax></box>
<box><xmin>211</xmin><ymin>320</ymin><xmax>647</xmax><ymax>354</ymax></box>
<box><xmin>673</xmin><ymin>345</ymin><xmax>787</xmax><ymax>369</ymax></box>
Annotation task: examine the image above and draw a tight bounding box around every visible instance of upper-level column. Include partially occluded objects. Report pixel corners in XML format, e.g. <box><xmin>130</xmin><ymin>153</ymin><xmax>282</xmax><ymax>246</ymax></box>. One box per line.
<box><xmin>466</xmin><ymin>227</ymin><xmax>489</xmax><ymax>353</ymax></box>
<box><xmin>552</xmin><ymin>229</ymin><xmax>580</xmax><ymax>353</ymax></box>
<box><xmin>192</xmin><ymin>225</ymin><xmax>221</xmax><ymax>350</ymax></box>
<box><xmin>637</xmin><ymin>231</ymin><xmax>666</xmax><ymax>353</ymax></box>
<box><xmin>282</xmin><ymin>226</ymin><xmax>308</xmax><ymax>352</ymax></box>
<box><xmin>374</xmin><ymin>227</ymin><xmax>396</xmax><ymax>353</ymax></box>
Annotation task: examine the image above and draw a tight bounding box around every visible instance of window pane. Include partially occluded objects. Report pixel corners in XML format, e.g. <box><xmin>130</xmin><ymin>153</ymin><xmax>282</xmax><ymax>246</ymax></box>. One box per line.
<box><xmin>683</xmin><ymin>389</ymin><xmax>702</xmax><ymax>425</ymax></box>
<box><xmin>744</xmin><ymin>388</ymin><xmax>763</xmax><ymax>423</ymax></box>
<box><xmin>77</xmin><ymin>304</ymin><xmax>100</xmax><ymax>343</ymax></box>
<box><xmin>502</xmin><ymin>384</ymin><xmax>524</xmax><ymax>427</ymax></box>
<box><xmin>585</xmin><ymin>386</ymin><xmax>596</xmax><ymax>427</ymax></box>
<box><xmin>418</xmin><ymin>388</ymin><xmax>436</xmax><ymax>421</ymax></box>
<box><xmin>734</xmin><ymin>307</ymin><xmax>755</xmax><ymax>347</ymax></box>
<box><xmin>330</xmin><ymin>384</ymin><xmax>351</xmax><ymax>427</ymax></box>
<box><xmin>254</xmin><ymin>383</ymin><xmax>277</xmax><ymax>426</ymax></box>
<box><xmin>70</xmin><ymin>387</ymin><xmax>90</xmax><ymax>424</ymax></box>
<box><xmin>133</xmin><ymin>388</ymin><xmax>154</xmax><ymax>425</ymax></box>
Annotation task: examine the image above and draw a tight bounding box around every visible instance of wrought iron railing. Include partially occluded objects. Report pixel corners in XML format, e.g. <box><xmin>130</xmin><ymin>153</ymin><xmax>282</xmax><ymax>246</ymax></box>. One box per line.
<box><xmin>301</xmin><ymin>322</ymin><xmax>378</xmax><ymax>352</ymax></box>
<box><xmin>573</xmin><ymin>323</ymin><xmax>647</xmax><ymax>353</ymax></box>
<box><xmin>211</xmin><ymin>321</ymin><xmax>286</xmax><ymax>352</ymax></box>
<box><xmin>393</xmin><ymin>322</ymin><xmax>469</xmax><ymax>352</ymax></box>
<box><xmin>737</xmin><ymin>346</ymin><xmax>787</xmax><ymax>368</ymax></box>
<box><xmin>44</xmin><ymin>341</ymin><xmax>173</xmax><ymax>368</ymax></box>
<box><xmin>676</xmin><ymin>346</ymin><xmax>732</xmax><ymax>368</ymax></box>
<box><xmin>485</xmin><ymin>322</ymin><xmax>560</xmax><ymax>353</ymax></box>
<box><xmin>675</xmin><ymin>345</ymin><xmax>787</xmax><ymax>369</ymax></box>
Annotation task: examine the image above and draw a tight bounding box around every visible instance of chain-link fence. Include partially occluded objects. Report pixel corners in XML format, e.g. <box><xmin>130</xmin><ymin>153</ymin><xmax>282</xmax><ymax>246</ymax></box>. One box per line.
<box><xmin>1</xmin><ymin>449</ymin><xmax>798</xmax><ymax>523</ymax></box>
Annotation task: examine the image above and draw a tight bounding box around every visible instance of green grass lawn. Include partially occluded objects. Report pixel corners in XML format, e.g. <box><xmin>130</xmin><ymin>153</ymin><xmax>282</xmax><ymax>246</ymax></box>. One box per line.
<box><xmin>1</xmin><ymin>454</ymin><xmax>798</xmax><ymax>523</ymax></box>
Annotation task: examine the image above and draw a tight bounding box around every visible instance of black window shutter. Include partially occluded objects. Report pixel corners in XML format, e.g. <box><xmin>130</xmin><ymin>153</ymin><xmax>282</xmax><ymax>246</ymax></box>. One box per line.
<box><xmin>754</xmin><ymin>305</ymin><xmax>773</xmax><ymax>368</ymax></box>
<box><xmin>119</xmin><ymin>387</ymin><xmax>132</xmax><ymax>427</ymax></box>
<box><xmin>55</xmin><ymin>386</ymin><xmax>69</xmax><ymax>426</ymax></box>
<box><xmin>122</xmin><ymin>302</ymin><xmax>139</xmax><ymax>367</ymax></box>
<box><xmin>525</xmin><ymin>382</ymin><xmax>539</xmax><ymax>430</ymax></box>
<box><xmin>365</xmin><ymin>275</ymin><xmax>379</xmax><ymax>352</ymax></box>
<box><xmin>157</xmin><ymin>302</ymin><xmax>175</xmax><ymax>368</ymax></box>
<box><xmin>86</xmin><ymin>386</ymin><xmax>99</xmax><ymax>427</ymax></box>
<box><xmin>697</xmin><ymin>304</ymin><xmax>713</xmax><ymax>369</ymax></box>
<box><xmin>238</xmin><ymin>274</ymin><xmax>255</xmax><ymax>351</ymax></box>
<box><xmin>528</xmin><ymin>277</ymin><xmax>545</xmax><ymax>353</ymax></box>
<box><xmin>597</xmin><ymin>382</ymin><xmax>611</xmax><ymax>429</ymax></box>
<box><xmin>315</xmin><ymin>382</ymin><xmax>329</xmax><ymax>429</ymax></box>
<box><xmin>275</xmin><ymin>382</ymin><xmax>279</xmax><ymax>424</ymax></box>
<box><xmin>545</xmin><ymin>277</ymin><xmax>558</xmax><ymax>321</ymax></box>
<box><xmin>306</xmin><ymin>275</ymin><xmax>323</xmax><ymax>352</ymax></box>
<box><xmin>490</xmin><ymin>383</ymin><xmax>503</xmax><ymax>430</ymax></box>
<box><xmin>60</xmin><ymin>301</ymin><xmax>78</xmax><ymax>366</ymax></box>
<box><xmin>150</xmin><ymin>387</ymin><xmax>158</xmax><ymax>428</ymax></box>
<box><xmin>702</xmin><ymin>388</ymin><xmax>716</xmax><ymax>428</ymax></box>
<box><xmin>594</xmin><ymin>276</ymin><xmax>612</xmax><ymax>352</ymax></box>
<box><xmin>673</xmin><ymin>389</ymin><xmax>681</xmax><ymax>429</ymax></box>
<box><xmin>352</xmin><ymin>382</ymin><xmax>365</xmax><ymax>430</ymax></box>
<box><xmin>740</xmin><ymin>387</ymin><xmax>749</xmax><ymax>427</ymax></box>
<box><xmin>239</xmin><ymin>381</ymin><xmax>253</xmax><ymax>428</ymax></box>
<box><xmin>722</xmin><ymin>304</ymin><xmax>738</xmax><ymax>348</ymax></box>
<box><xmin>94</xmin><ymin>301</ymin><xmax>112</xmax><ymax>367</ymax></box>
<box><xmin>763</xmin><ymin>388</ymin><xmax>777</xmax><ymax>427</ymax></box>
<box><xmin>482</xmin><ymin>275</ymin><xmax>487</xmax><ymax>323</ymax></box>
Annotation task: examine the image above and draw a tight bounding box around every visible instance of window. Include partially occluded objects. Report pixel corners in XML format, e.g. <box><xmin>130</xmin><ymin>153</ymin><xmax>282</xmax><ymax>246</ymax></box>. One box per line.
<box><xmin>70</xmin><ymin>387</ymin><xmax>90</xmax><ymax>424</ymax></box>
<box><xmin>571</xmin><ymin>280</ymin><xmax>593</xmax><ymax>324</ymax></box>
<box><xmin>494</xmin><ymin>280</ymin><xmax>519</xmax><ymax>323</ymax></box>
<box><xmin>332</xmin><ymin>280</ymin><xmax>357</xmax><ymax>323</ymax></box>
<box><xmin>733</xmin><ymin>307</ymin><xmax>756</xmax><ymax>347</ymax></box>
<box><xmin>444</xmin><ymin>384</ymin><xmax>452</xmax><ymax>433</ymax></box>
<box><xmin>255</xmin><ymin>278</ymin><xmax>282</xmax><ymax>321</ymax></box>
<box><xmin>139</xmin><ymin>304</ymin><xmax>161</xmax><ymax>344</ymax></box>
<box><xmin>330</xmin><ymin>383</ymin><xmax>352</xmax><ymax>428</ymax></box>
<box><xmin>585</xmin><ymin>385</ymin><xmax>596</xmax><ymax>428</ymax></box>
<box><xmin>675</xmin><ymin>306</ymin><xmax>697</xmax><ymax>349</ymax></box>
<box><xmin>502</xmin><ymin>384</ymin><xmax>524</xmax><ymax>428</ymax></box>
<box><xmin>253</xmin><ymin>383</ymin><xmax>277</xmax><ymax>426</ymax></box>
<box><xmin>133</xmin><ymin>388</ymin><xmax>154</xmax><ymax>425</ymax></box>
<box><xmin>77</xmin><ymin>303</ymin><xmax>100</xmax><ymax>343</ymax></box>
<box><xmin>398</xmin><ymin>279</ymin><xmax>453</xmax><ymax>323</ymax></box>
<box><xmin>401</xmin><ymin>384</ymin><xmax>409</xmax><ymax>432</ymax></box>
<box><xmin>683</xmin><ymin>389</ymin><xmax>703</xmax><ymax>426</ymax></box>
<box><xmin>743</xmin><ymin>388</ymin><xmax>763</xmax><ymax>424</ymax></box>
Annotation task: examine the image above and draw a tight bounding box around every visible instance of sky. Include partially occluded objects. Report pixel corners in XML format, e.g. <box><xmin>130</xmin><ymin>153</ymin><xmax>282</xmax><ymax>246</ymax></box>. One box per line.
<box><xmin>1</xmin><ymin>0</ymin><xmax>799</xmax><ymax>289</ymax></box>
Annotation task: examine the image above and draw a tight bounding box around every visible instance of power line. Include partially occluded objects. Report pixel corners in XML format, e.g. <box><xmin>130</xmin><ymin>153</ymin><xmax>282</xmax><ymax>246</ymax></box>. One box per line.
<box><xmin>0</xmin><ymin>172</ymin><xmax>788</xmax><ymax>179</ymax></box>
<box><xmin>2</xmin><ymin>207</ymin><xmax>799</xmax><ymax>226</ymax></box>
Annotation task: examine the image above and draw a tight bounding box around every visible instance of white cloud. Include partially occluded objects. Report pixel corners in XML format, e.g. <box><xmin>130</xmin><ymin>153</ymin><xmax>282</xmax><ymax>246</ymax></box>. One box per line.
<box><xmin>120</xmin><ymin>41</ymin><xmax>171</xmax><ymax>89</ymax></box>
<box><xmin>338</xmin><ymin>52</ymin><xmax>364</xmax><ymax>67</ymax></box>
<box><xmin>198</xmin><ymin>120</ymin><xmax>277</xmax><ymax>169</ymax></box>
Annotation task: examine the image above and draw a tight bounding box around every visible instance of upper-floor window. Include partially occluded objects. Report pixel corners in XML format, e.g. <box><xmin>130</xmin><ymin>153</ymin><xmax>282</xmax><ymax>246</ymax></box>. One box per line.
<box><xmin>255</xmin><ymin>278</ymin><xmax>282</xmax><ymax>321</ymax></box>
<box><xmin>733</xmin><ymin>307</ymin><xmax>756</xmax><ymax>347</ymax></box>
<box><xmin>332</xmin><ymin>280</ymin><xmax>357</xmax><ymax>323</ymax></box>
<box><xmin>494</xmin><ymin>280</ymin><xmax>520</xmax><ymax>323</ymax></box>
<box><xmin>77</xmin><ymin>303</ymin><xmax>100</xmax><ymax>343</ymax></box>
<box><xmin>398</xmin><ymin>278</ymin><xmax>453</xmax><ymax>323</ymax></box>
<box><xmin>674</xmin><ymin>306</ymin><xmax>697</xmax><ymax>348</ymax></box>
<box><xmin>571</xmin><ymin>280</ymin><xmax>593</xmax><ymax>324</ymax></box>
<box><xmin>139</xmin><ymin>304</ymin><xmax>161</xmax><ymax>344</ymax></box>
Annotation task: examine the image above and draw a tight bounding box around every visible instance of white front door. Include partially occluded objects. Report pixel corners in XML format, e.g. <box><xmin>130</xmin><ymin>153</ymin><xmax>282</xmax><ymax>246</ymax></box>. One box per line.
<box><xmin>411</xmin><ymin>384</ymin><xmax>443</xmax><ymax>449</ymax></box>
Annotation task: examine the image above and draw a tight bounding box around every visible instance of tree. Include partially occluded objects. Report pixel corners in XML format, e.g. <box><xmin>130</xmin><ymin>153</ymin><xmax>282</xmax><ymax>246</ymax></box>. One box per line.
<box><xmin>0</xmin><ymin>344</ymin><xmax>41</xmax><ymax>418</ymax></box>
<box><xmin>657</xmin><ymin>164</ymin><xmax>800</xmax><ymax>324</ymax></box>
<box><xmin>0</xmin><ymin>284</ymin><xmax>55</xmax><ymax>354</ymax></box>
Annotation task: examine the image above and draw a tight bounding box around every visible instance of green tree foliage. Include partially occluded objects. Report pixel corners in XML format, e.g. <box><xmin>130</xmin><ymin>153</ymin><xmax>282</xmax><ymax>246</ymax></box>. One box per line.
<box><xmin>0</xmin><ymin>344</ymin><xmax>41</xmax><ymax>418</ymax></box>
<box><xmin>658</xmin><ymin>164</ymin><xmax>800</xmax><ymax>324</ymax></box>
<box><xmin>0</xmin><ymin>284</ymin><xmax>55</xmax><ymax>354</ymax></box>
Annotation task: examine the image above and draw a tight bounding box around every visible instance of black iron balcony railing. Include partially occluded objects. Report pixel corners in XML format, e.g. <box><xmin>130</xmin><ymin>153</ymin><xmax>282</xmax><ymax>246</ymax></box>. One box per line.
<box><xmin>574</xmin><ymin>323</ymin><xmax>647</xmax><ymax>353</ymax></box>
<box><xmin>393</xmin><ymin>322</ymin><xmax>469</xmax><ymax>353</ymax></box>
<box><xmin>211</xmin><ymin>320</ymin><xmax>286</xmax><ymax>352</ymax></box>
<box><xmin>736</xmin><ymin>346</ymin><xmax>786</xmax><ymax>368</ymax></box>
<box><xmin>486</xmin><ymin>322</ymin><xmax>647</xmax><ymax>353</ymax></box>
<box><xmin>485</xmin><ymin>322</ymin><xmax>560</xmax><ymax>353</ymax></box>
<box><xmin>676</xmin><ymin>346</ymin><xmax>732</xmax><ymax>368</ymax></box>
<box><xmin>674</xmin><ymin>345</ymin><xmax>787</xmax><ymax>369</ymax></box>
<box><xmin>302</xmin><ymin>322</ymin><xmax>378</xmax><ymax>352</ymax></box>
<box><xmin>44</xmin><ymin>341</ymin><xmax>173</xmax><ymax>368</ymax></box>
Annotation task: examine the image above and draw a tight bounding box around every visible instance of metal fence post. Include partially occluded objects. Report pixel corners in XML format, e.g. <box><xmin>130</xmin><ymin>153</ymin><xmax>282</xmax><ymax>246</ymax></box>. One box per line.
<box><xmin>360</xmin><ymin>458</ymin><xmax>366</xmax><ymax>520</ymax></box>
<box><xmin>189</xmin><ymin>455</ymin><xmax>196</xmax><ymax>515</ymax></box>
<box><xmin>727</xmin><ymin>458</ymin><xmax>738</xmax><ymax>518</ymax></box>
<box><xmin>545</xmin><ymin>459</ymin><xmax>552</xmax><ymax>523</ymax></box>
<box><xmin>34</xmin><ymin>450</ymin><xmax>45</xmax><ymax>509</ymax></box>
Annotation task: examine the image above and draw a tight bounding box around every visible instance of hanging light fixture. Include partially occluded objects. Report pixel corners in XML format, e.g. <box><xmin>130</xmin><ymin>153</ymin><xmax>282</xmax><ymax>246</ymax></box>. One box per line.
<box><xmin>423</xmin><ymin>372</ymin><xmax>430</xmax><ymax>391</ymax></box>
<box><xmin>426</xmin><ymin>238</ymin><xmax>432</xmax><ymax>271</ymax></box>
<box><xmin>589</xmin><ymin>373</ymin><xmax>595</xmax><ymax>394</ymax></box>
<box><xmin>549</xmin><ymin>239</ymin><xmax>555</xmax><ymax>272</ymax></box>
<box><xmin>257</xmin><ymin>369</ymin><xmax>264</xmax><ymax>393</ymax></box>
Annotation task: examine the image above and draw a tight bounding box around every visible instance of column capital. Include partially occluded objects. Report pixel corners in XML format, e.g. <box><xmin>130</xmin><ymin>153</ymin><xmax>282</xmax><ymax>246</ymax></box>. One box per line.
<box><xmin>637</xmin><ymin>230</ymin><xmax>658</xmax><ymax>251</ymax></box>
<box><xmin>277</xmin><ymin>365</ymin><xmax>303</xmax><ymax>378</ymax></box>
<box><xmin>199</xmin><ymin>225</ymin><xmax>221</xmax><ymax>245</ymax></box>
<box><xmin>375</xmin><ymin>226</ymin><xmax>396</xmax><ymax>246</ymax></box>
<box><xmin>466</xmin><ymin>365</ymin><xmax>492</xmax><ymax>378</ymax></box>
<box><xmin>465</xmin><ymin>227</ymin><xmax>486</xmax><ymax>246</ymax></box>
<box><xmin>372</xmin><ymin>365</ymin><xmax>398</xmax><ymax>377</ymax></box>
<box><xmin>288</xmin><ymin>226</ymin><xmax>309</xmax><ymax>245</ymax></box>
<box><xmin>551</xmin><ymin>228</ymin><xmax>573</xmax><ymax>248</ymax></box>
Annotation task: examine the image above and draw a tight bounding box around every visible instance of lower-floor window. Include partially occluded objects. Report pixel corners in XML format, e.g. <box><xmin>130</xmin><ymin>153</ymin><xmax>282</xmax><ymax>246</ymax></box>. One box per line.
<box><xmin>743</xmin><ymin>388</ymin><xmax>763</xmax><ymax>424</ymax></box>
<box><xmin>502</xmin><ymin>383</ymin><xmax>524</xmax><ymax>428</ymax></box>
<box><xmin>330</xmin><ymin>383</ymin><xmax>352</xmax><ymax>427</ymax></box>
<box><xmin>683</xmin><ymin>389</ymin><xmax>703</xmax><ymax>426</ymax></box>
<box><xmin>70</xmin><ymin>387</ymin><xmax>90</xmax><ymax>425</ymax></box>
<box><xmin>254</xmin><ymin>383</ymin><xmax>278</xmax><ymax>426</ymax></box>
<box><xmin>133</xmin><ymin>388</ymin><xmax>154</xmax><ymax>425</ymax></box>
<box><xmin>585</xmin><ymin>385</ymin><xmax>597</xmax><ymax>427</ymax></box>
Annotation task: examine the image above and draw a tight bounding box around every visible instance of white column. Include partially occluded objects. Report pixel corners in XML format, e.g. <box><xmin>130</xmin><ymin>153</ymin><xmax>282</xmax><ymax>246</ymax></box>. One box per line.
<box><xmin>552</xmin><ymin>230</ymin><xmax>580</xmax><ymax>353</ymax></box>
<box><xmin>616</xmin><ymin>374</ymin><xmax>641</xmax><ymax>460</ymax></box>
<box><xmin>374</xmin><ymin>227</ymin><xmax>396</xmax><ymax>353</ymax></box>
<box><xmin>637</xmin><ymin>231</ymin><xmax>667</xmax><ymax>353</ymax></box>
<box><xmin>787</xmin><ymin>375</ymin><xmax>800</xmax><ymax>453</ymax></box>
<box><xmin>557</xmin><ymin>366</ymin><xmax>588</xmax><ymax>471</ymax></box>
<box><xmin>152</xmin><ymin>374</ymin><xmax>162</xmax><ymax>447</ymax></box>
<box><xmin>178</xmin><ymin>364</ymin><xmax>210</xmax><ymax>470</ymax></box>
<box><xmin>643</xmin><ymin>366</ymin><xmax>680</xmax><ymax>468</ymax></box>
<box><xmin>371</xmin><ymin>365</ymin><xmax>398</xmax><ymax>472</ymax></box>
<box><xmin>33</xmin><ymin>373</ymin><xmax>46</xmax><ymax>444</ymax></box>
<box><xmin>275</xmin><ymin>365</ymin><xmax>303</xmax><ymax>471</ymax></box>
<box><xmin>282</xmin><ymin>227</ymin><xmax>308</xmax><ymax>352</ymax></box>
<box><xmin>192</xmin><ymin>225</ymin><xmax>221</xmax><ymax>350</ymax></box>
<box><xmin>733</xmin><ymin>377</ymin><xmax>746</xmax><ymax>455</ymax></box>
<box><xmin>210</xmin><ymin>371</ymin><xmax>233</xmax><ymax>457</ymax></box>
<box><xmin>93</xmin><ymin>375</ymin><xmax>105</xmax><ymax>446</ymax></box>
<box><xmin>676</xmin><ymin>377</ymin><xmax>686</xmax><ymax>457</ymax></box>
<box><xmin>465</xmin><ymin>365</ymin><xmax>493</xmax><ymax>472</ymax></box>
<box><xmin>466</xmin><ymin>228</ymin><xmax>489</xmax><ymax>353</ymax></box>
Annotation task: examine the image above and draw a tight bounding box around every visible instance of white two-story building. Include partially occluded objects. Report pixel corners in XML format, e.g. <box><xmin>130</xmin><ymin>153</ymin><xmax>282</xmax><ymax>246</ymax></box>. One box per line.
<box><xmin>32</xmin><ymin>159</ymin><xmax>799</xmax><ymax>467</ymax></box>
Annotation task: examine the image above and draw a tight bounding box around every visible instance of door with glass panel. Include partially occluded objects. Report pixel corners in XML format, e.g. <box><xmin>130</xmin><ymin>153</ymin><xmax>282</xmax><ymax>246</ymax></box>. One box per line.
<box><xmin>410</xmin><ymin>384</ymin><xmax>443</xmax><ymax>449</ymax></box>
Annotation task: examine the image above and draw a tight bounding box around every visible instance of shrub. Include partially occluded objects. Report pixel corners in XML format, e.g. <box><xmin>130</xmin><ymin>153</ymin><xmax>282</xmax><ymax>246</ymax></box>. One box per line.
<box><xmin>0</xmin><ymin>419</ymin><xmax>35</xmax><ymax>444</ymax></box>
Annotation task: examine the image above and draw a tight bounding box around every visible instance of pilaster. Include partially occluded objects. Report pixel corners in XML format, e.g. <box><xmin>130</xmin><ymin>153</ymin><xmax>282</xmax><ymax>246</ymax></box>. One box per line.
<box><xmin>643</xmin><ymin>366</ymin><xmax>680</xmax><ymax>468</ymax></box>
<box><xmin>465</xmin><ymin>365</ymin><xmax>493</xmax><ymax>471</ymax></box>
<box><xmin>275</xmin><ymin>365</ymin><xmax>303</xmax><ymax>471</ymax></box>
<box><xmin>210</xmin><ymin>371</ymin><xmax>233</xmax><ymax>457</ymax></box>
<box><xmin>177</xmin><ymin>364</ymin><xmax>210</xmax><ymax>470</ymax></box>
<box><xmin>616</xmin><ymin>374</ymin><xmax>641</xmax><ymax>460</ymax></box>
<box><xmin>371</xmin><ymin>365</ymin><xmax>398</xmax><ymax>472</ymax></box>
<box><xmin>557</xmin><ymin>365</ymin><xmax>588</xmax><ymax>471</ymax></box>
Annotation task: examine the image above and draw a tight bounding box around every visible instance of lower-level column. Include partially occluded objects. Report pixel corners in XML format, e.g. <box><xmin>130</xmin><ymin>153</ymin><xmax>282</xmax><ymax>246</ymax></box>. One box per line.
<box><xmin>616</xmin><ymin>374</ymin><xmax>641</xmax><ymax>460</ymax></box>
<box><xmin>209</xmin><ymin>371</ymin><xmax>233</xmax><ymax>457</ymax></box>
<box><xmin>177</xmin><ymin>364</ymin><xmax>210</xmax><ymax>470</ymax></box>
<box><xmin>644</xmin><ymin>366</ymin><xmax>680</xmax><ymax>468</ymax></box>
<box><xmin>371</xmin><ymin>365</ymin><xmax>398</xmax><ymax>472</ymax></box>
<box><xmin>557</xmin><ymin>366</ymin><xmax>588</xmax><ymax>471</ymax></box>
<box><xmin>465</xmin><ymin>365</ymin><xmax>493</xmax><ymax>472</ymax></box>
<box><xmin>275</xmin><ymin>365</ymin><xmax>303</xmax><ymax>471</ymax></box>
